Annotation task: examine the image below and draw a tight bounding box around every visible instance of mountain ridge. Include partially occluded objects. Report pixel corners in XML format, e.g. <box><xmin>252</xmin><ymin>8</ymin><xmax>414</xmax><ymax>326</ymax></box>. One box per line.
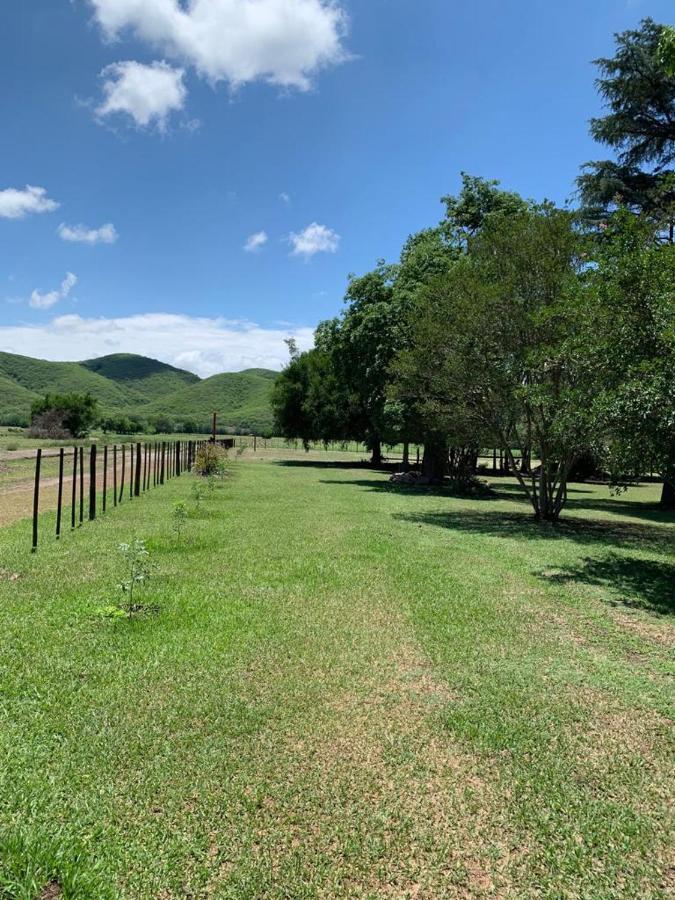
<box><xmin>0</xmin><ymin>351</ymin><xmax>277</xmax><ymax>433</ymax></box>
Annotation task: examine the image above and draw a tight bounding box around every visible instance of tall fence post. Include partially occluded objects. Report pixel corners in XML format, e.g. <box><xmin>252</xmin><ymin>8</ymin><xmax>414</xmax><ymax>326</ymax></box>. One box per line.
<box><xmin>89</xmin><ymin>445</ymin><xmax>97</xmax><ymax>521</ymax></box>
<box><xmin>56</xmin><ymin>448</ymin><xmax>64</xmax><ymax>539</ymax></box>
<box><xmin>79</xmin><ymin>447</ymin><xmax>84</xmax><ymax>526</ymax></box>
<box><xmin>113</xmin><ymin>445</ymin><xmax>118</xmax><ymax>507</ymax></box>
<box><xmin>71</xmin><ymin>446</ymin><xmax>78</xmax><ymax>529</ymax></box>
<box><xmin>32</xmin><ymin>449</ymin><xmax>42</xmax><ymax>552</ymax></box>
<box><xmin>129</xmin><ymin>443</ymin><xmax>134</xmax><ymax>499</ymax></box>
<box><xmin>119</xmin><ymin>445</ymin><xmax>126</xmax><ymax>503</ymax></box>
<box><xmin>160</xmin><ymin>443</ymin><xmax>165</xmax><ymax>484</ymax></box>
<box><xmin>135</xmin><ymin>443</ymin><xmax>142</xmax><ymax>497</ymax></box>
<box><xmin>103</xmin><ymin>445</ymin><xmax>108</xmax><ymax>513</ymax></box>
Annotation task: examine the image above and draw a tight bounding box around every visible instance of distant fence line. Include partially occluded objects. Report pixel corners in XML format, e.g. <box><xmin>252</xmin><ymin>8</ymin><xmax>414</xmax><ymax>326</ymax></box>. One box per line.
<box><xmin>31</xmin><ymin>439</ymin><xmax>233</xmax><ymax>551</ymax></box>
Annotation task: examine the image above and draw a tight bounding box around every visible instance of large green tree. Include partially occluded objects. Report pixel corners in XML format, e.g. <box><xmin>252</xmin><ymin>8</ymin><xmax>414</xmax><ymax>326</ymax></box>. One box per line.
<box><xmin>575</xmin><ymin>211</ymin><xmax>675</xmax><ymax>507</ymax></box>
<box><xmin>579</xmin><ymin>19</ymin><xmax>675</xmax><ymax>239</ymax></box>
<box><xmin>395</xmin><ymin>205</ymin><xmax>587</xmax><ymax>520</ymax></box>
<box><xmin>30</xmin><ymin>392</ymin><xmax>98</xmax><ymax>439</ymax></box>
<box><xmin>315</xmin><ymin>263</ymin><xmax>400</xmax><ymax>464</ymax></box>
<box><xmin>271</xmin><ymin>346</ymin><xmax>350</xmax><ymax>449</ymax></box>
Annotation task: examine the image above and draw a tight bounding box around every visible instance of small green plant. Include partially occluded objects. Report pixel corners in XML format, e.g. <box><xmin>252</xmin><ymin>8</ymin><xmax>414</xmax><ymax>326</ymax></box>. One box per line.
<box><xmin>5</xmin><ymin>443</ymin><xmax>18</xmax><ymax>452</ymax></box>
<box><xmin>117</xmin><ymin>539</ymin><xmax>152</xmax><ymax>619</ymax></box>
<box><xmin>172</xmin><ymin>501</ymin><xmax>188</xmax><ymax>540</ymax></box>
<box><xmin>206</xmin><ymin>473</ymin><xmax>218</xmax><ymax>493</ymax></box>
<box><xmin>191</xmin><ymin>480</ymin><xmax>205</xmax><ymax>508</ymax></box>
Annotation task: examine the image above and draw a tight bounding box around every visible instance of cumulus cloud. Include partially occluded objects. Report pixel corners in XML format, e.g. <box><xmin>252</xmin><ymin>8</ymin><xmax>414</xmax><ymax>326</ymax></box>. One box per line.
<box><xmin>0</xmin><ymin>313</ymin><xmax>314</xmax><ymax>377</ymax></box>
<box><xmin>88</xmin><ymin>0</ymin><xmax>348</xmax><ymax>91</ymax></box>
<box><xmin>289</xmin><ymin>222</ymin><xmax>340</xmax><ymax>259</ymax></box>
<box><xmin>58</xmin><ymin>222</ymin><xmax>118</xmax><ymax>244</ymax></box>
<box><xmin>244</xmin><ymin>231</ymin><xmax>268</xmax><ymax>252</ymax></box>
<box><xmin>96</xmin><ymin>60</ymin><xmax>187</xmax><ymax>129</ymax></box>
<box><xmin>29</xmin><ymin>273</ymin><xmax>78</xmax><ymax>311</ymax></box>
<box><xmin>0</xmin><ymin>185</ymin><xmax>59</xmax><ymax>220</ymax></box>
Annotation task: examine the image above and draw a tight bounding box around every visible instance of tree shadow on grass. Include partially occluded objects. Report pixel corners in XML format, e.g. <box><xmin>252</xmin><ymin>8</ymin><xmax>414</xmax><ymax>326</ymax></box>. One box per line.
<box><xmin>275</xmin><ymin>460</ymin><xmax>388</xmax><ymax>472</ymax></box>
<box><xmin>319</xmin><ymin>478</ymin><xmax>498</xmax><ymax>500</ymax></box>
<box><xmin>394</xmin><ymin>509</ymin><xmax>675</xmax><ymax>555</ymax></box>
<box><xmin>492</xmin><ymin>482</ymin><xmax>596</xmax><ymax>496</ymax></box>
<box><xmin>542</xmin><ymin>554</ymin><xmax>675</xmax><ymax>616</ymax></box>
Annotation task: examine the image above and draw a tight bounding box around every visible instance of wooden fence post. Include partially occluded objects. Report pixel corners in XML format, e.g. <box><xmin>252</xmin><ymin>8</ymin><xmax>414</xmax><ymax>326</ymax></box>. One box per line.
<box><xmin>160</xmin><ymin>443</ymin><xmax>165</xmax><ymax>484</ymax></box>
<box><xmin>71</xmin><ymin>446</ymin><xmax>78</xmax><ymax>529</ymax></box>
<box><xmin>119</xmin><ymin>445</ymin><xmax>126</xmax><ymax>503</ymax></box>
<box><xmin>79</xmin><ymin>447</ymin><xmax>84</xmax><ymax>525</ymax></box>
<box><xmin>56</xmin><ymin>448</ymin><xmax>64</xmax><ymax>539</ymax></box>
<box><xmin>129</xmin><ymin>443</ymin><xmax>134</xmax><ymax>499</ymax></box>
<box><xmin>135</xmin><ymin>443</ymin><xmax>142</xmax><ymax>496</ymax></box>
<box><xmin>89</xmin><ymin>445</ymin><xmax>97</xmax><ymax>520</ymax></box>
<box><xmin>113</xmin><ymin>445</ymin><xmax>118</xmax><ymax>507</ymax></box>
<box><xmin>103</xmin><ymin>445</ymin><xmax>108</xmax><ymax>513</ymax></box>
<box><xmin>32</xmin><ymin>449</ymin><xmax>42</xmax><ymax>552</ymax></box>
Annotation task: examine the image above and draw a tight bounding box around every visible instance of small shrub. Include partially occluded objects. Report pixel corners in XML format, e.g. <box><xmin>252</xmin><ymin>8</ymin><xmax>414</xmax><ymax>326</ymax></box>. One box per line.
<box><xmin>191</xmin><ymin>481</ymin><xmax>205</xmax><ymax>508</ymax></box>
<box><xmin>5</xmin><ymin>443</ymin><xmax>18</xmax><ymax>452</ymax></box>
<box><xmin>117</xmin><ymin>539</ymin><xmax>152</xmax><ymax>619</ymax></box>
<box><xmin>193</xmin><ymin>443</ymin><xmax>228</xmax><ymax>477</ymax></box>
<box><xmin>172</xmin><ymin>501</ymin><xmax>188</xmax><ymax>540</ymax></box>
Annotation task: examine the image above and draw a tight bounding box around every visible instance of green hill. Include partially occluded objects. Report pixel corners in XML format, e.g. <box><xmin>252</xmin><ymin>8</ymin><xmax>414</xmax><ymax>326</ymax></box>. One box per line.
<box><xmin>81</xmin><ymin>354</ymin><xmax>199</xmax><ymax>403</ymax></box>
<box><xmin>0</xmin><ymin>351</ymin><xmax>277</xmax><ymax>432</ymax></box>
<box><xmin>144</xmin><ymin>370</ymin><xmax>275</xmax><ymax>433</ymax></box>
<box><xmin>0</xmin><ymin>352</ymin><xmax>132</xmax><ymax>414</ymax></box>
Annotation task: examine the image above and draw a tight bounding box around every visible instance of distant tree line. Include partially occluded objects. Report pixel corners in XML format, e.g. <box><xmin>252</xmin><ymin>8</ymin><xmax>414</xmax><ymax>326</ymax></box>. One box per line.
<box><xmin>272</xmin><ymin>18</ymin><xmax>675</xmax><ymax>519</ymax></box>
<box><xmin>28</xmin><ymin>395</ymin><xmax>271</xmax><ymax>439</ymax></box>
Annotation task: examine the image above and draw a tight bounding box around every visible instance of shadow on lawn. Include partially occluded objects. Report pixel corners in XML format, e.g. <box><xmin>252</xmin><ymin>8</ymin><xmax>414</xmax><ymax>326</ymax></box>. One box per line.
<box><xmin>393</xmin><ymin>509</ymin><xmax>674</xmax><ymax>555</ymax></box>
<box><xmin>542</xmin><ymin>554</ymin><xmax>675</xmax><ymax>616</ymax></box>
<box><xmin>275</xmin><ymin>459</ymin><xmax>387</xmax><ymax>472</ymax></box>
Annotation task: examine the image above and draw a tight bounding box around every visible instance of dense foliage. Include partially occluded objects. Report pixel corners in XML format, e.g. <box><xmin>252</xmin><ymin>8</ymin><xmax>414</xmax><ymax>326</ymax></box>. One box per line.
<box><xmin>273</xmin><ymin>19</ymin><xmax>675</xmax><ymax>519</ymax></box>
<box><xmin>30</xmin><ymin>392</ymin><xmax>98</xmax><ymax>438</ymax></box>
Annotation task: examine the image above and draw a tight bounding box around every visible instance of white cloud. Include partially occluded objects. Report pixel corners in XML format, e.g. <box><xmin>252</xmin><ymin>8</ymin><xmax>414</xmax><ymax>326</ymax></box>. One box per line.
<box><xmin>29</xmin><ymin>273</ymin><xmax>78</xmax><ymax>311</ymax></box>
<box><xmin>58</xmin><ymin>222</ymin><xmax>118</xmax><ymax>244</ymax></box>
<box><xmin>279</xmin><ymin>192</ymin><xmax>291</xmax><ymax>204</ymax></box>
<box><xmin>244</xmin><ymin>230</ymin><xmax>268</xmax><ymax>252</ymax></box>
<box><xmin>289</xmin><ymin>222</ymin><xmax>340</xmax><ymax>259</ymax></box>
<box><xmin>96</xmin><ymin>60</ymin><xmax>187</xmax><ymax>129</ymax></box>
<box><xmin>0</xmin><ymin>313</ymin><xmax>314</xmax><ymax>377</ymax></box>
<box><xmin>88</xmin><ymin>0</ymin><xmax>348</xmax><ymax>91</ymax></box>
<box><xmin>0</xmin><ymin>186</ymin><xmax>59</xmax><ymax>220</ymax></box>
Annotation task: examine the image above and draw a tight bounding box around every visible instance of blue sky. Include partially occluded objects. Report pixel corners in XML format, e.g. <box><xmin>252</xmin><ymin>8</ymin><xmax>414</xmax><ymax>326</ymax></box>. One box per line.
<box><xmin>1</xmin><ymin>0</ymin><xmax>672</xmax><ymax>376</ymax></box>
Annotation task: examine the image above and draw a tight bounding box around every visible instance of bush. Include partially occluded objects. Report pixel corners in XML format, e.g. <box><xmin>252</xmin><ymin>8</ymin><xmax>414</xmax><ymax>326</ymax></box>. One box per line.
<box><xmin>30</xmin><ymin>392</ymin><xmax>98</xmax><ymax>438</ymax></box>
<box><xmin>193</xmin><ymin>443</ymin><xmax>228</xmax><ymax>477</ymax></box>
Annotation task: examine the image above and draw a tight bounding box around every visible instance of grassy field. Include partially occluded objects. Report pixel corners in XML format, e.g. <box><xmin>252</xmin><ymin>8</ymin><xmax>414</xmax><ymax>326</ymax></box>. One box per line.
<box><xmin>0</xmin><ymin>456</ymin><xmax>673</xmax><ymax>898</ymax></box>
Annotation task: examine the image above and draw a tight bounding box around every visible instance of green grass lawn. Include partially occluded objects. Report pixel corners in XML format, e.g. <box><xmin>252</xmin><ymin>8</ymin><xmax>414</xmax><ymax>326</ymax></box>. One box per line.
<box><xmin>0</xmin><ymin>459</ymin><xmax>673</xmax><ymax>898</ymax></box>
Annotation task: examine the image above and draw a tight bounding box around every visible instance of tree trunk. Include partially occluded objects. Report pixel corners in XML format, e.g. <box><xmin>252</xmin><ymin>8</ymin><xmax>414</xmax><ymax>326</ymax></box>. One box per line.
<box><xmin>660</xmin><ymin>477</ymin><xmax>675</xmax><ymax>510</ymax></box>
<box><xmin>520</xmin><ymin>447</ymin><xmax>531</xmax><ymax>475</ymax></box>
<box><xmin>422</xmin><ymin>438</ymin><xmax>448</xmax><ymax>483</ymax></box>
<box><xmin>370</xmin><ymin>439</ymin><xmax>382</xmax><ymax>467</ymax></box>
<box><xmin>402</xmin><ymin>441</ymin><xmax>410</xmax><ymax>471</ymax></box>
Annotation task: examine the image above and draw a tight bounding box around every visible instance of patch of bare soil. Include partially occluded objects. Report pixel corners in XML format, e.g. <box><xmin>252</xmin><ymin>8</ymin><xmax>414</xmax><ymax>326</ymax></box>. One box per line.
<box><xmin>40</xmin><ymin>880</ymin><xmax>62</xmax><ymax>899</ymax></box>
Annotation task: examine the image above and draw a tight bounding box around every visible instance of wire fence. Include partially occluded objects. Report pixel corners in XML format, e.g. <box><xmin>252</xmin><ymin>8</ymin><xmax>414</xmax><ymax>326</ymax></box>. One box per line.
<box><xmin>30</xmin><ymin>439</ymin><xmax>232</xmax><ymax>551</ymax></box>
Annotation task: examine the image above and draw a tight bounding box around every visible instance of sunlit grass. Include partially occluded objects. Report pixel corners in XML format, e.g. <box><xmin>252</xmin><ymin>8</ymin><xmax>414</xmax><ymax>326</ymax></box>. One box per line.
<box><xmin>0</xmin><ymin>460</ymin><xmax>672</xmax><ymax>897</ymax></box>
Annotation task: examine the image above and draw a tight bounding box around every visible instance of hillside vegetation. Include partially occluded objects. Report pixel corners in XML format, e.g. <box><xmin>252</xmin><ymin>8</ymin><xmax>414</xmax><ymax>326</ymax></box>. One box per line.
<box><xmin>0</xmin><ymin>352</ymin><xmax>276</xmax><ymax>433</ymax></box>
